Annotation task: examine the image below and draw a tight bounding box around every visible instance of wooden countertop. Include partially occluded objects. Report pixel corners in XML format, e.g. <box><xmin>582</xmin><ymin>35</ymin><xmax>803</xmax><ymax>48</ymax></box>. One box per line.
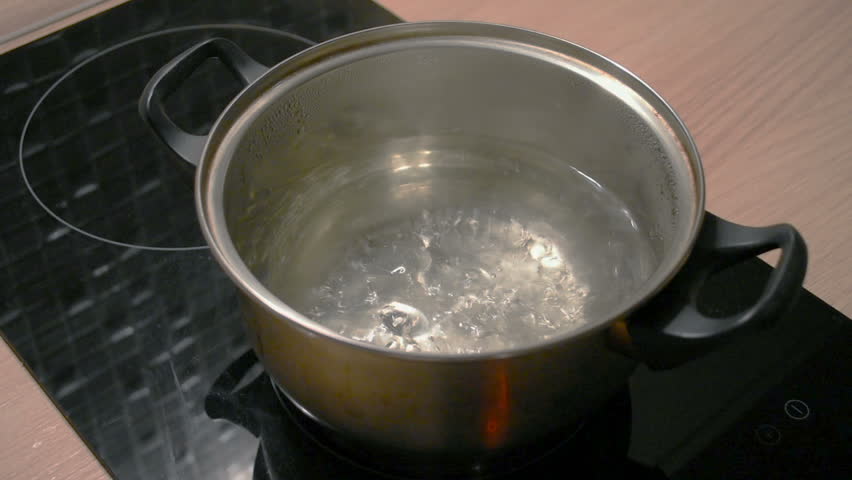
<box><xmin>1</xmin><ymin>0</ymin><xmax>850</xmax><ymax>478</ymax></box>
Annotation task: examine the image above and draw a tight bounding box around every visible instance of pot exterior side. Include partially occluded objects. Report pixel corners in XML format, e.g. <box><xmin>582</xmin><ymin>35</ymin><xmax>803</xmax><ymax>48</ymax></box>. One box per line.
<box><xmin>241</xmin><ymin>294</ymin><xmax>636</xmax><ymax>456</ymax></box>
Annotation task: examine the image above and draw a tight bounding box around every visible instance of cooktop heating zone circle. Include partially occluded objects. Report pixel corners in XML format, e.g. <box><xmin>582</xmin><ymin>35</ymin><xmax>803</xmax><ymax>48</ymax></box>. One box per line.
<box><xmin>19</xmin><ymin>24</ymin><xmax>314</xmax><ymax>251</ymax></box>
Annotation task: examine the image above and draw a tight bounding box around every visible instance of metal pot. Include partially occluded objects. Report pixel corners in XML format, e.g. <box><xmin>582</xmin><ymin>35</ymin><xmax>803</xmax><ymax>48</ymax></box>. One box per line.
<box><xmin>140</xmin><ymin>22</ymin><xmax>806</xmax><ymax>462</ymax></box>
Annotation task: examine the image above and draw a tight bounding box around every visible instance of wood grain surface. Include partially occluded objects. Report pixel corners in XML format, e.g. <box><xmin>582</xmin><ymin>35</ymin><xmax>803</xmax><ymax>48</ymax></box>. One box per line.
<box><xmin>0</xmin><ymin>341</ymin><xmax>110</xmax><ymax>479</ymax></box>
<box><xmin>1</xmin><ymin>0</ymin><xmax>851</xmax><ymax>478</ymax></box>
<box><xmin>0</xmin><ymin>0</ymin><xmax>130</xmax><ymax>54</ymax></box>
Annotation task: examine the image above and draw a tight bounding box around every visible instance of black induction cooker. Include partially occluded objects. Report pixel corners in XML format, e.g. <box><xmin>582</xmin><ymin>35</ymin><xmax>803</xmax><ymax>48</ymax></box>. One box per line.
<box><xmin>1</xmin><ymin>1</ymin><xmax>849</xmax><ymax>479</ymax></box>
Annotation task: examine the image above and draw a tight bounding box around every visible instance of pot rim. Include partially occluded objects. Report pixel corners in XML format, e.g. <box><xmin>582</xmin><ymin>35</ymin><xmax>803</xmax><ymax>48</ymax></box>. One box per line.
<box><xmin>196</xmin><ymin>21</ymin><xmax>706</xmax><ymax>363</ymax></box>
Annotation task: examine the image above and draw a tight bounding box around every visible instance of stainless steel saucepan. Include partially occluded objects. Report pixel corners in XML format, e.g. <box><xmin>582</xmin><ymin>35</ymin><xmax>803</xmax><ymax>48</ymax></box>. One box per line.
<box><xmin>140</xmin><ymin>22</ymin><xmax>806</xmax><ymax>463</ymax></box>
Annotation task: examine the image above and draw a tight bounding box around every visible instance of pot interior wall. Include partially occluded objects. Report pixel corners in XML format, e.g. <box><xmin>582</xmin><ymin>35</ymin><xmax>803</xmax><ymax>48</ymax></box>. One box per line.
<box><xmin>222</xmin><ymin>40</ymin><xmax>699</xmax><ymax>336</ymax></box>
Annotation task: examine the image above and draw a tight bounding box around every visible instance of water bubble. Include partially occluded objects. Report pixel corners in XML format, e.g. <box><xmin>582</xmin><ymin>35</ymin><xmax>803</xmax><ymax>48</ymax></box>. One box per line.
<box><xmin>378</xmin><ymin>302</ymin><xmax>428</xmax><ymax>337</ymax></box>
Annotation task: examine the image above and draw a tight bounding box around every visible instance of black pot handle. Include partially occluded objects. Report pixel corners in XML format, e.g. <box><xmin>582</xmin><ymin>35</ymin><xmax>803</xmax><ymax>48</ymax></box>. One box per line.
<box><xmin>204</xmin><ymin>349</ymin><xmax>263</xmax><ymax>436</ymax></box>
<box><xmin>621</xmin><ymin>213</ymin><xmax>807</xmax><ymax>369</ymax></box>
<box><xmin>139</xmin><ymin>38</ymin><xmax>267</xmax><ymax>166</ymax></box>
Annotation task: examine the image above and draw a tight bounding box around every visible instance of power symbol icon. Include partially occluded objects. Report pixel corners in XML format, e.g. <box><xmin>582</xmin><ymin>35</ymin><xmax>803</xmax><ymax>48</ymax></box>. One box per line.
<box><xmin>784</xmin><ymin>399</ymin><xmax>810</xmax><ymax>420</ymax></box>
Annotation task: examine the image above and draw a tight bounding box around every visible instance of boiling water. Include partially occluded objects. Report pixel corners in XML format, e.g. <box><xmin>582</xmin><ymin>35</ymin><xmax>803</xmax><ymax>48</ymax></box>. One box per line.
<box><xmin>291</xmin><ymin>152</ymin><xmax>657</xmax><ymax>354</ymax></box>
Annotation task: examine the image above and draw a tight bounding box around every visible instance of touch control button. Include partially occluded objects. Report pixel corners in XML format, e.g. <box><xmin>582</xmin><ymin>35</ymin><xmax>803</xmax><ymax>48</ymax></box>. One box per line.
<box><xmin>784</xmin><ymin>399</ymin><xmax>810</xmax><ymax>420</ymax></box>
<box><xmin>755</xmin><ymin>424</ymin><xmax>782</xmax><ymax>445</ymax></box>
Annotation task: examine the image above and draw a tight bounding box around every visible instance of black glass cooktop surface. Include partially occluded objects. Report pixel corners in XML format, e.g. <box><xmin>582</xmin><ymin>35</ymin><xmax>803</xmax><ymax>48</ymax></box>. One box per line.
<box><xmin>1</xmin><ymin>1</ymin><xmax>849</xmax><ymax>479</ymax></box>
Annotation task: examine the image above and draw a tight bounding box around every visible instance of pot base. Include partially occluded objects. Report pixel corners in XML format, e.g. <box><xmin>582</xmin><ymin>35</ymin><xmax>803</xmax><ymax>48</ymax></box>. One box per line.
<box><xmin>269</xmin><ymin>383</ymin><xmax>638</xmax><ymax>479</ymax></box>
